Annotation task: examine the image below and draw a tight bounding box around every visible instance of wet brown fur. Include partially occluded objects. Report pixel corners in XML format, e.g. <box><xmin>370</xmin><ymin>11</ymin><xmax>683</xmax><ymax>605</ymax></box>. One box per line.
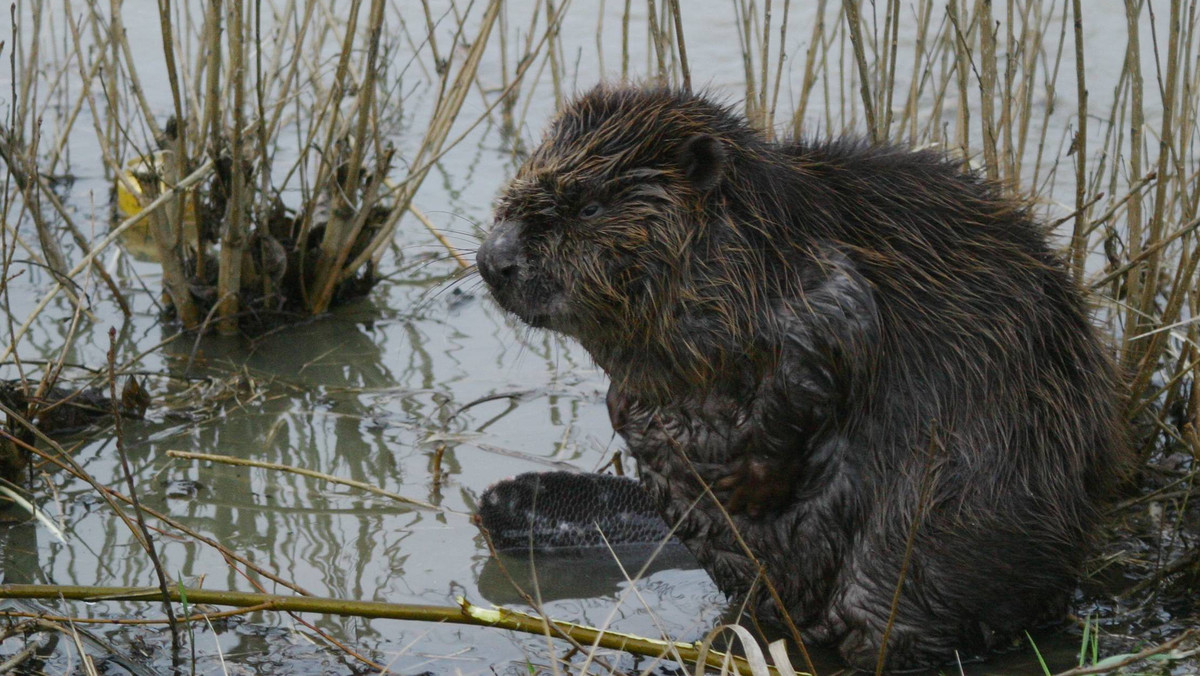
<box><xmin>477</xmin><ymin>84</ymin><xmax>1129</xmax><ymax>671</ymax></box>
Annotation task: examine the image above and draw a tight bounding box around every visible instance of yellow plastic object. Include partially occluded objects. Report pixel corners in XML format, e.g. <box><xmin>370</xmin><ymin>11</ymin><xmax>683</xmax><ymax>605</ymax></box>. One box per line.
<box><xmin>115</xmin><ymin>150</ymin><xmax>198</xmax><ymax>224</ymax></box>
<box><xmin>114</xmin><ymin>151</ymin><xmax>199</xmax><ymax>261</ymax></box>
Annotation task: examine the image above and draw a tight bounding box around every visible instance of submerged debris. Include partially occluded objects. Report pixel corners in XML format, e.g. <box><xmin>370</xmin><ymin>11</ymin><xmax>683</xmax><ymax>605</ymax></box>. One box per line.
<box><xmin>0</xmin><ymin>377</ymin><xmax>150</xmax><ymax>479</ymax></box>
<box><xmin>0</xmin><ymin>377</ymin><xmax>149</xmax><ymax>435</ymax></box>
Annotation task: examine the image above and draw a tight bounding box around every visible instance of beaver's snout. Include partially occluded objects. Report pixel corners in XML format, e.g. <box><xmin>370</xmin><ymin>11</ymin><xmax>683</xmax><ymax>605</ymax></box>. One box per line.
<box><xmin>476</xmin><ymin>219</ymin><xmax>522</xmax><ymax>289</ymax></box>
<box><xmin>477</xmin><ymin>218</ymin><xmax>568</xmax><ymax>329</ymax></box>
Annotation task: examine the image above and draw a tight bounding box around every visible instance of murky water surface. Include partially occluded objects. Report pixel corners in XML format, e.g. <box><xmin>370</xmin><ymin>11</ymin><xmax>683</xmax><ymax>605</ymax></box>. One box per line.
<box><xmin>0</xmin><ymin>2</ymin><xmax>1193</xmax><ymax>674</ymax></box>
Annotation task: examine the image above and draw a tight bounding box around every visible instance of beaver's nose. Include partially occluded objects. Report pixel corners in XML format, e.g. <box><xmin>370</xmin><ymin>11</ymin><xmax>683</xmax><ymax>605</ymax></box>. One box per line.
<box><xmin>477</xmin><ymin>219</ymin><xmax>522</xmax><ymax>288</ymax></box>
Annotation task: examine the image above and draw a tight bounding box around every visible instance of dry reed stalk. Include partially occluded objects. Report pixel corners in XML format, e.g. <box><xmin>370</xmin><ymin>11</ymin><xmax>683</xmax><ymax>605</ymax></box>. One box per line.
<box><xmin>296</xmin><ymin>0</ymin><xmax>367</xmax><ymax>309</ymax></box>
<box><xmin>1130</xmin><ymin>250</ymin><xmax>1200</xmax><ymax>424</ymax></box>
<box><xmin>42</xmin><ymin>23</ymin><xmax>103</xmax><ymax>174</ymax></box>
<box><xmin>63</xmin><ymin>4</ymin><xmax>196</xmax><ymax>302</ymax></box>
<box><xmin>759</xmin><ymin>0</ymin><xmax>772</xmax><ymax>131</ymax></box>
<box><xmin>733</xmin><ymin>0</ymin><xmax>758</xmax><ymax>124</ymax></box>
<box><xmin>914</xmin><ymin>14</ymin><xmax>957</xmax><ymax>143</ymax></box>
<box><xmin>1093</xmin><ymin>215</ymin><xmax>1200</xmax><ymax>290</ymax></box>
<box><xmin>1121</xmin><ymin>0</ymin><xmax>1147</xmax><ymax>370</ymax></box>
<box><xmin>879</xmin><ymin>0</ymin><xmax>900</xmax><ymax>139</ymax></box>
<box><xmin>106</xmin><ymin>331</ymin><xmax>181</xmax><ymax>648</ymax></box>
<box><xmin>1069</xmin><ymin>0</ymin><xmax>1089</xmax><ymax>277</ymax></box>
<box><xmin>1014</xmin><ymin>2</ymin><xmax>1047</xmax><ymax>179</ymax></box>
<box><xmin>1084</xmin><ymin>171</ymin><xmax>1158</xmax><ymax>239</ymax></box>
<box><xmin>261</xmin><ymin>1</ymin><xmax>318</xmax><ymax>145</ymax></box>
<box><xmin>898</xmin><ymin>0</ymin><xmax>932</xmax><ymax>143</ymax></box>
<box><xmin>998</xmin><ymin>0</ymin><xmax>1014</xmax><ymax>182</ymax></box>
<box><xmin>792</xmin><ymin>0</ymin><xmax>828</xmax><ymax>137</ymax></box>
<box><xmin>216</xmin><ymin>0</ymin><xmax>248</xmax><ymax>334</ymax></box>
<box><xmin>593</xmin><ymin>1</ymin><xmax>607</xmax><ymax>75</ymax></box>
<box><xmin>409</xmin><ymin>206</ymin><xmax>469</xmax><ymax>269</ymax></box>
<box><xmin>12</xmin><ymin>0</ymin><xmax>42</xmax><ymax>138</ymax></box>
<box><xmin>948</xmin><ymin>0</ymin><xmax>972</xmax><ymax>156</ymax></box>
<box><xmin>645</xmin><ymin>0</ymin><xmax>665</xmax><ymax>85</ymax></box>
<box><xmin>547</xmin><ymin>0</ymin><xmax>565</xmax><ymax>104</ymax></box>
<box><xmin>769</xmin><ymin>1</ymin><xmax>791</xmax><ymax>133</ymax></box>
<box><xmin>498</xmin><ymin>2</ymin><xmax>515</xmax><ymax>138</ymax></box>
<box><xmin>841</xmin><ymin>0</ymin><xmax>878</xmax><ymax>141</ymax></box>
<box><xmin>835</xmin><ymin>2</ymin><xmax>850</xmax><ymax>130</ymax></box>
<box><xmin>199</xmin><ymin>0</ymin><xmax>222</xmax><ymax>164</ymax></box>
<box><xmin>1028</xmin><ymin>5</ymin><xmax>1069</xmax><ymax>194</ymax></box>
<box><xmin>167</xmin><ymin>450</ymin><xmax>439</xmax><ymax>509</ymax></box>
<box><xmin>157</xmin><ymin>1</ymin><xmax>186</xmax><ymax>148</ymax></box>
<box><xmin>668</xmin><ymin>0</ymin><xmax>690</xmax><ymax>92</ymax></box>
<box><xmin>108</xmin><ymin>0</ymin><xmax>165</xmax><ymax>145</ymax></box>
<box><xmin>142</xmin><ymin>162</ymin><xmax>201</xmax><ymax>328</ymax></box>
<box><xmin>622</xmin><ymin>0</ymin><xmax>632</xmax><ymax>79</ymax></box>
<box><xmin>0</xmin><ymin>584</ymin><xmax>789</xmax><ymax>676</ymax></box>
<box><xmin>1129</xmin><ymin>0</ymin><xmax>1184</xmax><ymax>404</ymax></box>
<box><xmin>977</xmin><ymin>0</ymin><xmax>1000</xmax><ymax>180</ymax></box>
<box><xmin>252</xmin><ymin>0</ymin><xmax>268</xmax><ymax>179</ymax></box>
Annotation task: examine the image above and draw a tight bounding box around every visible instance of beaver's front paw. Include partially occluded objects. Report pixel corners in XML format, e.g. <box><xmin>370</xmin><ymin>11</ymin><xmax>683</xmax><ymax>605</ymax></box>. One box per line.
<box><xmin>715</xmin><ymin>455</ymin><xmax>795</xmax><ymax>518</ymax></box>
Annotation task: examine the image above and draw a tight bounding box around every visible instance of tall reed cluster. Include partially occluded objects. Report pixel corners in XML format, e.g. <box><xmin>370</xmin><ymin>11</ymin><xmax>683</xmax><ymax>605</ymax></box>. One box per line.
<box><xmin>2</xmin><ymin>0</ymin><xmax>515</xmax><ymax>341</ymax></box>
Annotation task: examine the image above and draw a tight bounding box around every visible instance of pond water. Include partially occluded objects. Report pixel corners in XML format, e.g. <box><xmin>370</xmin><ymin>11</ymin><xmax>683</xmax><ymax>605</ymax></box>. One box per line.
<box><xmin>0</xmin><ymin>2</ymin><xmax>1190</xmax><ymax>674</ymax></box>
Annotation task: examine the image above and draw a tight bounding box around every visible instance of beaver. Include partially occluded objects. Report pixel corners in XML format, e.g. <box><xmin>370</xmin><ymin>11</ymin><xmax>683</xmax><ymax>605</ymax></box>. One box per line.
<box><xmin>475</xmin><ymin>84</ymin><xmax>1127</xmax><ymax>671</ymax></box>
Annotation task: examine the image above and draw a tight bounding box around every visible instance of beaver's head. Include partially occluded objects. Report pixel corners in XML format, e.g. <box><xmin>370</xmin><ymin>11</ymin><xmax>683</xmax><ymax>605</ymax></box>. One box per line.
<box><xmin>478</xmin><ymin>85</ymin><xmax>760</xmax><ymax>395</ymax></box>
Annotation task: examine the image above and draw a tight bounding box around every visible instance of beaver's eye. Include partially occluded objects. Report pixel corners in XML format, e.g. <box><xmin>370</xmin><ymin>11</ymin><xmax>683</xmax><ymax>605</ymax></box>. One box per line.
<box><xmin>578</xmin><ymin>202</ymin><xmax>603</xmax><ymax>220</ymax></box>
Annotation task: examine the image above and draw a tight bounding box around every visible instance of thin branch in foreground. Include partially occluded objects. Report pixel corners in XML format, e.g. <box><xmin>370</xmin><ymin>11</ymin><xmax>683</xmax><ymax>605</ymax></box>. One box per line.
<box><xmin>0</xmin><ymin>584</ymin><xmax>804</xmax><ymax>676</ymax></box>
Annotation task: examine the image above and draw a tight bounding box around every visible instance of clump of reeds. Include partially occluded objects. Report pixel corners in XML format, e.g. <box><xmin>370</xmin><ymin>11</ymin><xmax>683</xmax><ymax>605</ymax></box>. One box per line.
<box><xmin>102</xmin><ymin>0</ymin><xmax>507</xmax><ymax>334</ymax></box>
<box><xmin>3</xmin><ymin>1</ymin><xmax>507</xmax><ymax>340</ymax></box>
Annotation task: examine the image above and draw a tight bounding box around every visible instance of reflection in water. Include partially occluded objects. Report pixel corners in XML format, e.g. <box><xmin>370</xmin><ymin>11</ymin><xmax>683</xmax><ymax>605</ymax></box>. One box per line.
<box><xmin>476</xmin><ymin>544</ymin><xmax>699</xmax><ymax>606</ymax></box>
<box><xmin>0</xmin><ymin>517</ymin><xmax>41</xmax><ymax>586</ymax></box>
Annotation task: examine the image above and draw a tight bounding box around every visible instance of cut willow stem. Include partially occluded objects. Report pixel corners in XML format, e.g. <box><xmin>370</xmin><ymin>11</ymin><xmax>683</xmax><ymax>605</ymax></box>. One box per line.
<box><xmin>0</xmin><ymin>585</ymin><xmax>795</xmax><ymax>676</ymax></box>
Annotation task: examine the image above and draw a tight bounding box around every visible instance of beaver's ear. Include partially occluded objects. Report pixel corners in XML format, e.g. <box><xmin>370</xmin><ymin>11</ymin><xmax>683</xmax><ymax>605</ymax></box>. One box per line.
<box><xmin>678</xmin><ymin>134</ymin><xmax>726</xmax><ymax>192</ymax></box>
